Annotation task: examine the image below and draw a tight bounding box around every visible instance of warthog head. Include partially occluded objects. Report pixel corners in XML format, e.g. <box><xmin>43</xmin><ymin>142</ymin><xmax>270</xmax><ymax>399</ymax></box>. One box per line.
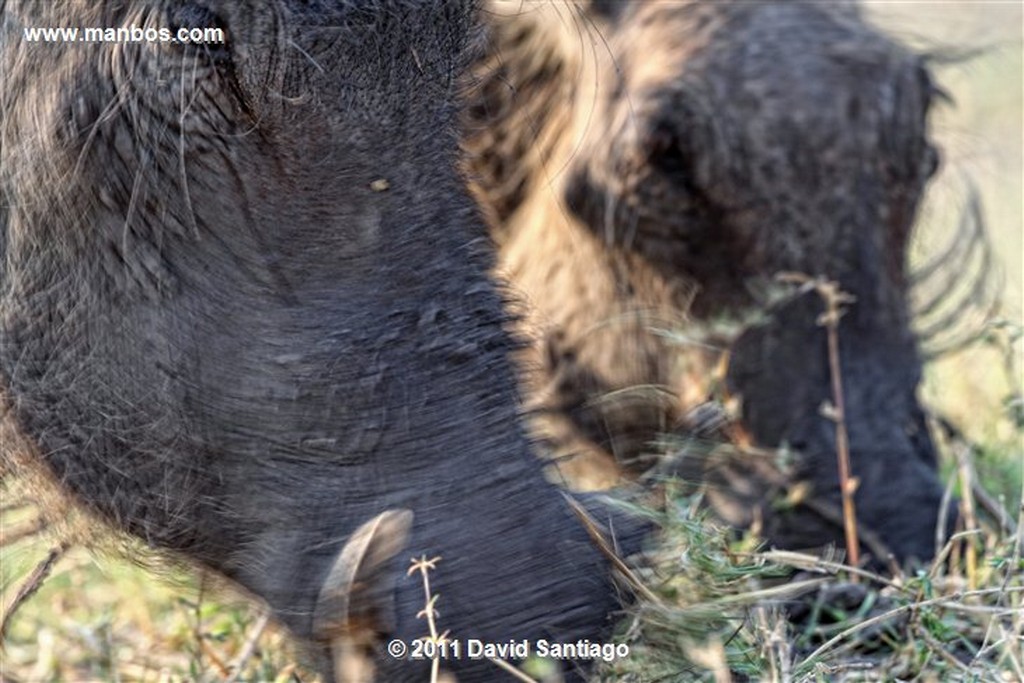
<box><xmin>1</xmin><ymin>2</ymin><xmax>643</xmax><ymax>680</ymax></box>
<box><xmin>466</xmin><ymin>0</ymin><xmax>954</xmax><ymax>562</ymax></box>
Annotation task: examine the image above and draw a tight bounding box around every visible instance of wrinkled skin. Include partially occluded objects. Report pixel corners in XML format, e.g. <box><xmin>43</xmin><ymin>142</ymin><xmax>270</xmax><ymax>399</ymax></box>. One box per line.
<box><xmin>465</xmin><ymin>0</ymin><xmax>951</xmax><ymax>563</ymax></box>
<box><xmin>0</xmin><ymin>2</ymin><xmax>641</xmax><ymax>680</ymax></box>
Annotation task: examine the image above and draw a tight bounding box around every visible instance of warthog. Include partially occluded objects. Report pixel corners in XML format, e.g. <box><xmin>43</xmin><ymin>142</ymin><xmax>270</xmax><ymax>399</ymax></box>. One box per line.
<box><xmin>0</xmin><ymin>2</ymin><xmax>642</xmax><ymax>680</ymax></box>
<box><xmin>465</xmin><ymin>0</ymin><xmax>954</xmax><ymax>562</ymax></box>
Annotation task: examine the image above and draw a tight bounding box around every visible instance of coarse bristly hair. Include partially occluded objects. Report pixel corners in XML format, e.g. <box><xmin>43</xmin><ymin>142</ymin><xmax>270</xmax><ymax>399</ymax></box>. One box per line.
<box><xmin>1</xmin><ymin>0</ymin><xmax>465</xmax><ymax>542</ymax></box>
<box><xmin>2</xmin><ymin>4</ymin><xmax>654</xmax><ymax>681</ymax></box>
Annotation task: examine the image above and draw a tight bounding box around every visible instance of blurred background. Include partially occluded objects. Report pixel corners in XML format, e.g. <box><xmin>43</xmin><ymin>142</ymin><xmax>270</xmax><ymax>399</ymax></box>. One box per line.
<box><xmin>868</xmin><ymin>1</ymin><xmax>1021</xmax><ymax>309</ymax></box>
<box><xmin>868</xmin><ymin>2</ymin><xmax>1022</xmax><ymax>467</ymax></box>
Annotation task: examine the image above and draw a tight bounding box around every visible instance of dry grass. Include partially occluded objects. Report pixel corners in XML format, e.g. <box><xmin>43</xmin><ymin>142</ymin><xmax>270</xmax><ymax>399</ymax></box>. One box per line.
<box><xmin>595</xmin><ymin>470</ymin><xmax>1023</xmax><ymax>682</ymax></box>
<box><xmin>0</xmin><ymin>531</ymin><xmax>317</xmax><ymax>682</ymax></box>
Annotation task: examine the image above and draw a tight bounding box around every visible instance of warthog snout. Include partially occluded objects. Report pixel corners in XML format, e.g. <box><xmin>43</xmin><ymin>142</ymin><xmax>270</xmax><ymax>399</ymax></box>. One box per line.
<box><xmin>1</xmin><ymin>2</ymin><xmax>644</xmax><ymax>680</ymax></box>
<box><xmin>466</xmin><ymin>0</ymin><xmax>958</xmax><ymax>563</ymax></box>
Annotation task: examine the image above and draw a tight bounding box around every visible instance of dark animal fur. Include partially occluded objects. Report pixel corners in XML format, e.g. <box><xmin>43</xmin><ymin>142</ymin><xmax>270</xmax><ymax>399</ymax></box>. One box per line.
<box><xmin>0</xmin><ymin>2</ymin><xmax>642</xmax><ymax>680</ymax></box>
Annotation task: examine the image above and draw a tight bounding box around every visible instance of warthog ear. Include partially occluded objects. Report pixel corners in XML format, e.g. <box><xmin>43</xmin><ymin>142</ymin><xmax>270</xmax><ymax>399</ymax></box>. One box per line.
<box><xmin>313</xmin><ymin>509</ymin><xmax>414</xmax><ymax>641</ymax></box>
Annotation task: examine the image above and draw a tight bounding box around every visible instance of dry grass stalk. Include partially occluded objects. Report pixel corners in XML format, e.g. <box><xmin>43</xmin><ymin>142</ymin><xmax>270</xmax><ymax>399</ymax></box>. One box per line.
<box><xmin>915</xmin><ymin>624</ymin><xmax>977</xmax><ymax>676</ymax></box>
<box><xmin>936</xmin><ymin>469</ymin><xmax>958</xmax><ymax>559</ymax></box>
<box><xmin>750</xmin><ymin>550</ymin><xmax>903</xmax><ymax>591</ymax></box>
<box><xmin>223</xmin><ymin>609</ymin><xmax>270</xmax><ymax>683</ymax></box>
<box><xmin>187</xmin><ymin>577</ymin><xmax>231</xmax><ymax>678</ymax></box>
<box><xmin>803</xmin><ymin>586</ymin><xmax>1024</xmax><ymax>666</ymax></box>
<box><xmin>952</xmin><ymin>442</ymin><xmax>982</xmax><ymax>589</ymax></box>
<box><xmin>997</xmin><ymin>621</ymin><xmax>1024</xmax><ymax>680</ymax></box>
<box><xmin>929</xmin><ymin>410</ymin><xmax>1019</xmax><ymax>536</ymax></box>
<box><xmin>0</xmin><ymin>542</ymin><xmax>67</xmax><ymax>646</ymax></box>
<box><xmin>755</xmin><ymin>607</ymin><xmax>791</xmax><ymax>683</ymax></box>
<box><xmin>197</xmin><ymin>635</ymin><xmax>230</xmax><ymax>678</ymax></box>
<box><xmin>805</xmin><ymin>660</ymin><xmax>877</xmax><ymax>678</ymax></box>
<box><xmin>408</xmin><ymin>555</ymin><xmax>447</xmax><ymax>683</ymax></box>
<box><xmin>407</xmin><ymin>556</ymin><xmax>538</xmax><ymax>683</ymax></box>
<box><xmin>677</xmin><ymin>578</ymin><xmax>827</xmax><ymax>614</ymax></box>
<box><xmin>0</xmin><ymin>515</ymin><xmax>46</xmax><ymax>547</ymax></box>
<box><xmin>778</xmin><ymin>273</ymin><xmax>861</xmax><ymax>573</ymax></box>
<box><xmin>927</xmin><ymin>529</ymin><xmax>983</xmax><ymax>583</ymax></box>
<box><xmin>564</xmin><ymin>494</ymin><xmax>661</xmax><ymax>604</ymax></box>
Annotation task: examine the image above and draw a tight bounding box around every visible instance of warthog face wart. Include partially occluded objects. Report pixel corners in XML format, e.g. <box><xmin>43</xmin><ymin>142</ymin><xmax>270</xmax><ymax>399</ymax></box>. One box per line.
<box><xmin>466</xmin><ymin>0</ymin><xmax>951</xmax><ymax>562</ymax></box>
<box><xmin>1</xmin><ymin>2</ymin><xmax>641</xmax><ymax>680</ymax></box>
